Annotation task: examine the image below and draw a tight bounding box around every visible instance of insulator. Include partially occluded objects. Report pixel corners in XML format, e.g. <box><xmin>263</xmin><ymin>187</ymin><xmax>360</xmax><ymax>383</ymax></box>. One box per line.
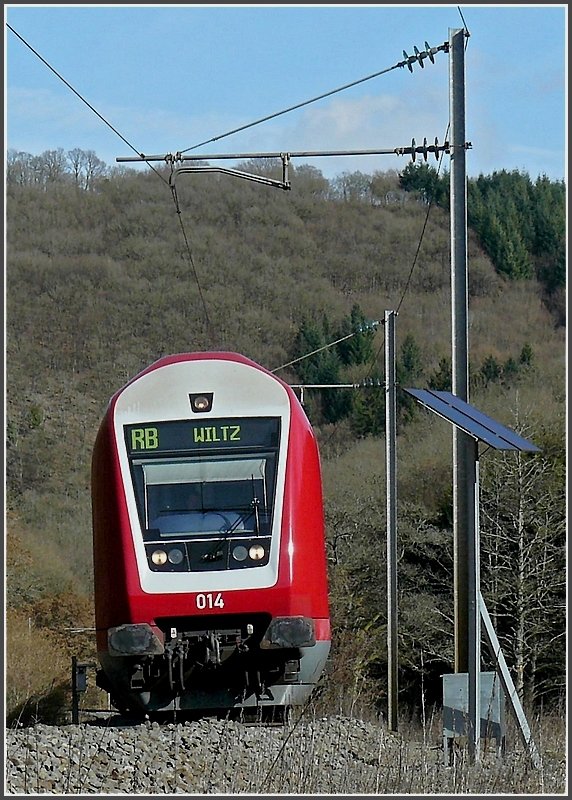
<box><xmin>425</xmin><ymin>42</ymin><xmax>435</xmax><ymax>64</ymax></box>
<box><xmin>423</xmin><ymin>137</ymin><xmax>428</xmax><ymax>161</ymax></box>
<box><xmin>414</xmin><ymin>46</ymin><xmax>424</xmax><ymax>68</ymax></box>
<box><xmin>403</xmin><ymin>50</ymin><xmax>413</xmax><ymax>73</ymax></box>
<box><xmin>411</xmin><ymin>138</ymin><xmax>416</xmax><ymax>163</ymax></box>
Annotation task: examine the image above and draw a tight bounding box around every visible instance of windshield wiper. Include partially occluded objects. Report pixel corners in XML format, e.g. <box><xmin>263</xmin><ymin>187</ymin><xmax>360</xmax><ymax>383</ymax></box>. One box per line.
<box><xmin>201</xmin><ymin>498</ymin><xmax>266</xmax><ymax>563</ymax></box>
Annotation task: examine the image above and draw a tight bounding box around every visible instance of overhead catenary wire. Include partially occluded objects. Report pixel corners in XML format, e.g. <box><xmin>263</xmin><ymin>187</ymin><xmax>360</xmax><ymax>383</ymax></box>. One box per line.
<box><xmin>295</xmin><ymin>12</ymin><xmax>470</xmax><ymax>446</ymax></box>
<box><xmin>7</xmin><ymin>19</ymin><xmax>452</xmax><ymax>368</ymax></box>
<box><xmin>169</xmin><ymin>182</ymin><xmax>213</xmax><ymax>334</ymax></box>
<box><xmin>285</xmin><ymin>115</ymin><xmax>454</xmax><ymax>453</ymax></box>
<box><xmin>178</xmin><ymin>42</ymin><xmax>448</xmax><ymax>155</ymax></box>
<box><xmin>457</xmin><ymin>5</ymin><xmax>471</xmax><ymax>38</ymax></box>
<box><xmin>354</xmin><ymin>17</ymin><xmax>470</xmax><ymax>422</ymax></box>
<box><xmin>271</xmin><ymin>322</ymin><xmax>382</xmax><ymax>374</ymax></box>
<box><xmin>356</xmin><ymin>123</ymin><xmax>451</xmax><ymax>387</ymax></box>
<box><xmin>6</xmin><ymin>22</ymin><xmax>213</xmax><ymax>331</ymax></box>
<box><xmin>293</xmin><ymin>121</ymin><xmax>451</xmax><ymax>390</ymax></box>
<box><xmin>268</xmin><ymin>14</ymin><xmax>467</xmax><ymax>379</ymax></box>
<box><xmin>395</xmin><ymin>123</ymin><xmax>451</xmax><ymax>316</ymax></box>
<box><xmin>5</xmin><ymin>23</ymin><xmax>168</xmax><ymax>186</ymax></box>
<box><xmin>170</xmin><ymin>39</ymin><xmax>449</xmax><ymax>360</ymax></box>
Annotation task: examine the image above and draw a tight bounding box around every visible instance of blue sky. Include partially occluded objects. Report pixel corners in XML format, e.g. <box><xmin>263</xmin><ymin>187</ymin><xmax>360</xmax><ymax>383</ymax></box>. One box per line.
<box><xmin>5</xmin><ymin>4</ymin><xmax>567</xmax><ymax>182</ymax></box>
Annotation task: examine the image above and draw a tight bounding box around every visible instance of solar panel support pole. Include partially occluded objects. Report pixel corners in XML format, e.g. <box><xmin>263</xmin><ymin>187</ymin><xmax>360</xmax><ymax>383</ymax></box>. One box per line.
<box><xmin>449</xmin><ymin>27</ymin><xmax>472</xmax><ymax>684</ymax></box>
<box><xmin>479</xmin><ymin>593</ymin><xmax>542</xmax><ymax>769</ymax></box>
<box><xmin>385</xmin><ymin>309</ymin><xmax>398</xmax><ymax>732</ymax></box>
<box><xmin>467</xmin><ymin>442</ymin><xmax>481</xmax><ymax>760</ymax></box>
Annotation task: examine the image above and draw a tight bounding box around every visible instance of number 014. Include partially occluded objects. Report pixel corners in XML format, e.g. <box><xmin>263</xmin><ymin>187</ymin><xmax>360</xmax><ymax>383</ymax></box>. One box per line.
<box><xmin>195</xmin><ymin>592</ymin><xmax>225</xmax><ymax>609</ymax></box>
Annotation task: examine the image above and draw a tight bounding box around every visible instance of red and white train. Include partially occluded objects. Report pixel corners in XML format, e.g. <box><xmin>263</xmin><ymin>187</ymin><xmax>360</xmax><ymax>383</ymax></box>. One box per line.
<box><xmin>91</xmin><ymin>352</ymin><xmax>331</xmax><ymax>717</ymax></box>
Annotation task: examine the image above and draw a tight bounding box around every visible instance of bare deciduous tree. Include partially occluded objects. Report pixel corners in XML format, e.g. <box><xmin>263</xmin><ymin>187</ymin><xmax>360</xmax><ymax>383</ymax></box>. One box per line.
<box><xmin>480</xmin><ymin>421</ymin><xmax>565</xmax><ymax>704</ymax></box>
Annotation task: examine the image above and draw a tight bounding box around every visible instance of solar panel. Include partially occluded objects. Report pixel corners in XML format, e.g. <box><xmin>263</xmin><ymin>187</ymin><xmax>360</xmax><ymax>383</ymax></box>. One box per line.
<box><xmin>404</xmin><ymin>389</ymin><xmax>540</xmax><ymax>452</ymax></box>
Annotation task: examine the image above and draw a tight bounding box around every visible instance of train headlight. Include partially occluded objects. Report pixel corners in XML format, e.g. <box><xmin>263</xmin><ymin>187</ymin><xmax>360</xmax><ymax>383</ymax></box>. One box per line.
<box><xmin>249</xmin><ymin>544</ymin><xmax>265</xmax><ymax>561</ymax></box>
<box><xmin>151</xmin><ymin>549</ymin><xmax>168</xmax><ymax>565</ymax></box>
<box><xmin>232</xmin><ymin>545</ymin><xmax>248</xmax><ymax>561</ymax></box>
<box><xmin>168</xmin><ymin>548</ymin><xmax>184</xmax><ymax>565</ymax></box>
<box><xmin>189</xmin><ymin>392</ymin><xmax>213</xmax><ymax>413</ymax></box>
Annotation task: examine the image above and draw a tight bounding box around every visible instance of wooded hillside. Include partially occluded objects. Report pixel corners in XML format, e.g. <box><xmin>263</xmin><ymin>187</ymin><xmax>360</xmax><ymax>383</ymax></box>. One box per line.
<box><xmin>5</xmin><ymin>149</ymin><xmax>566</xmax><ymax>720</ymax></box>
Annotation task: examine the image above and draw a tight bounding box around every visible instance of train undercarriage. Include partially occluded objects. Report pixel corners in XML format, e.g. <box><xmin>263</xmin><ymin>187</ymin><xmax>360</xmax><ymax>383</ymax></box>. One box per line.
<box><xmin>96</xmin><ymin>613</ymin><xmax>329</xmax><ymax>718</ymax></box>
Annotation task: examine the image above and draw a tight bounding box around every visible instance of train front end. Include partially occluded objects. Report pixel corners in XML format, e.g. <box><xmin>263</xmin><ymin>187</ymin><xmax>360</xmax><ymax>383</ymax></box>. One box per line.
<box><xmin>92</xmin><ymin>352</ymin><xmax>330</xmax><ymax>715</ymax></box>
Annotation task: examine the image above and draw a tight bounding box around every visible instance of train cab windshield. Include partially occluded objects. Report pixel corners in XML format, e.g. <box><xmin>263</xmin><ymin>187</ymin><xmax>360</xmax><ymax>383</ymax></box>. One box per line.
<box><xmin>142</xmin><ymin>457</ymin><xmax>272</xmax><ymax>538</ymax></box>
<box><xmin>124</xmin><ymin>417</ymin><xmax>281</xmax><ymax>572</ymax></box>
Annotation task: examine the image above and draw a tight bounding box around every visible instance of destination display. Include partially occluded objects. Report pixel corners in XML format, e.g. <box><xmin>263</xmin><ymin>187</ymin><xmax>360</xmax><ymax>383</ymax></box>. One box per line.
<box><xmin>124</xmin><ymin>417</ymin><xmax>280</xmax><ymax>455</ymax></box>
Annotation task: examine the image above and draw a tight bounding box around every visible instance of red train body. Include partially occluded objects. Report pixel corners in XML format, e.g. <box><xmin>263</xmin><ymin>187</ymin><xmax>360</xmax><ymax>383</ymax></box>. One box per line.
<box><xmin>92</xmin><ymin>352</ymin><xmax>331</xmax><ymax>716</ymax></box>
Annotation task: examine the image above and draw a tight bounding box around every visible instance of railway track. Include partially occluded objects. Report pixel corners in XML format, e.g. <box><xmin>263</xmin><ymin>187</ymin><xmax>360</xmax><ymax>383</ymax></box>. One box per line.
<box><xmin>71</xmin><ymin>705</ymin><xmax>293</xmax><ymax>728</ymax></box>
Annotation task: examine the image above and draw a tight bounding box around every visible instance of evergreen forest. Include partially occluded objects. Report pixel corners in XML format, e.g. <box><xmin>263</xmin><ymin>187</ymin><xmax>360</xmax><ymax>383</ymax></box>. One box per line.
<box><xmin>5</xmin><ymin>148</ymin><xmax>566</xmax><ymax>722</ymax></box>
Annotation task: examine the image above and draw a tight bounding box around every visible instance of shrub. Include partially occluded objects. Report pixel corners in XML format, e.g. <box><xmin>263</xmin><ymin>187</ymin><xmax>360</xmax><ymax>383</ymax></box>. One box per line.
<box><xmin>6</xmin><ymin>608</ymin><xmax>70</xmax><ymax>724</ymax></box>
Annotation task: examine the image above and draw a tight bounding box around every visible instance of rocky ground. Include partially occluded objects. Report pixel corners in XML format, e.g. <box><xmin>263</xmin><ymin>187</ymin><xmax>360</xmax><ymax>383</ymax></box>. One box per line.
<box><xmin>5</xmin><ymin>712</ymin><xmax>566</xmax><ymax>795</ymax></box>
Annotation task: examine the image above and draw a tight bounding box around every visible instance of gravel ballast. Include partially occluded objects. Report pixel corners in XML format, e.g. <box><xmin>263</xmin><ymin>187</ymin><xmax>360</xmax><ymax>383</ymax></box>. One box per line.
<box><xmin>5</xmin><ymin>713</ymin><xmax>566</xmax><ymax>795</ymax></box>
<box><xmin>6</xmin><ymin>715</ymin><xmax>398</xmax><ymax>795</ymax></box>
